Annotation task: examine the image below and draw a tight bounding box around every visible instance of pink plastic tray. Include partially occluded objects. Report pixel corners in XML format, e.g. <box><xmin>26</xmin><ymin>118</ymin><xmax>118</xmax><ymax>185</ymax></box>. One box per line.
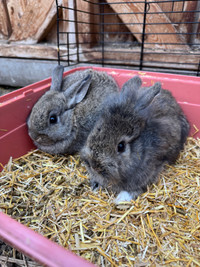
<box><xmin>0</xmin><ymin>67</ymin><xmax>200</xmax><ymax>266</ymax></box>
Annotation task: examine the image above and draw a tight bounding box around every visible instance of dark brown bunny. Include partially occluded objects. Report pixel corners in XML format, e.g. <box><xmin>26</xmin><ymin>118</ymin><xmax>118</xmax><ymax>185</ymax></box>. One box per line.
<box><xmin>81</xmin><ymin>76</ymin><xmax>190</xmax><ymax>203</ymax></box>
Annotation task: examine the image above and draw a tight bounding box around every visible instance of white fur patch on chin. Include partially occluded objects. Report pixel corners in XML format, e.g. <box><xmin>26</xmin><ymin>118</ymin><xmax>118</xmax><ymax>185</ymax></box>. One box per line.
<box><xmin>114</xmin><ymin>191</ymin><xmax>132</xmax><ymax>204</ymax></box>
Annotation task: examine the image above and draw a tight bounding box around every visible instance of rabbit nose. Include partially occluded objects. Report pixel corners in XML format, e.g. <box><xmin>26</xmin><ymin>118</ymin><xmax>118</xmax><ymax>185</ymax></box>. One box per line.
<box><xmin>36</xmin><ymin>135</ymin><xmax>54</xmax><ymax>145</ymax></box>
<box><xmin>91</xmin><ymin>160</ymin><xmax>100</xmax><ymax>171</ymax></box>
<box><xmin>36</xmin><ymin>136</ymin><xmax>42</xmax><ymax>142</ymax></box>
<box><xmin>91</xmin><ymin>181</ymin><xmax>99</xmax><ymax>190</ymax></box>
<box><xmin>36</xmin><ymin>136</ymin><xmax>46</xmax><ymax>144</ymax></box>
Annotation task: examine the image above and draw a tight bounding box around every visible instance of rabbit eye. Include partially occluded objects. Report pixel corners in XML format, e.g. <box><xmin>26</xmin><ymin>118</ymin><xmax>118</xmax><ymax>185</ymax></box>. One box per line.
<box><xmin>117</xmin><ymin>141</ymin><xmax>126</xmax><ymax>153</ymax></box>
<box><xmin>49</xmin><ymin>114</ymin><xmax>57</xmax><ymax>124</ymax></box>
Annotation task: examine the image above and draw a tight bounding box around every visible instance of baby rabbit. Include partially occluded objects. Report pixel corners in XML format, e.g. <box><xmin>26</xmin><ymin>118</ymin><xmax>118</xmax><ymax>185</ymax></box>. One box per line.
<box><xmin>27</xmin><ymin>66</ymin><xmax>119</xmax><ymax>155</ymax></box>
<box><xmin>81</xmin><ymin>76</ymin><xmax>190</xmax><ymax>203</ymax></box>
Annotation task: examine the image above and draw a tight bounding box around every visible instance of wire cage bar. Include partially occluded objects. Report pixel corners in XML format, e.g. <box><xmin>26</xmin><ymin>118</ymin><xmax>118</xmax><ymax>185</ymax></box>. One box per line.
<box><xmin>56</xmin><ymin>0</ymin><xmax>200</xmax><ymax>76</ymax></box>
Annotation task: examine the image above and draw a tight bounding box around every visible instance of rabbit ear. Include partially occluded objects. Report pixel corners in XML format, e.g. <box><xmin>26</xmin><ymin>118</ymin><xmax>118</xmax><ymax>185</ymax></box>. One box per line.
<box><xmin>63</xmin><ymin>74</ymin><xmax>92</xmax><ymax>109</ymax></box>
<box><xmin>135</xmin><ymin>82</ymin><xmax>161</xmax><ymax>116</ymax></box>
<box><xmin>121</xmin><ymin>75</ymin><xmax>142</xmax><ymax>93</ymax></box>
<box><xmin>50</xmin><ymin>65</ymin><xmax>64</xmax><ymax>92</ymax></box>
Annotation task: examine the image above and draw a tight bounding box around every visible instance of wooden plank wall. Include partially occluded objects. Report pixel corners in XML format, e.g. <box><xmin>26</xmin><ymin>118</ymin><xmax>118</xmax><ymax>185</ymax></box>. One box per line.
<box><xmin>105</xmin><ymin>0</ymin><xmax>187</xmax><ymax>50</ymax></box>
<box><xmin>0</xmin><ymin>0</ymin><xmax>199</xmax><ymax>72</ymax></box>
<box><xmin>73</xmin><ymin>0</ymin><xmax>200</xmax><ymax>70</ymax></box>
<box><xmin>0</xmin><ymin>0</ymin><xmax>12</xmax><ymax>40</ymax></box>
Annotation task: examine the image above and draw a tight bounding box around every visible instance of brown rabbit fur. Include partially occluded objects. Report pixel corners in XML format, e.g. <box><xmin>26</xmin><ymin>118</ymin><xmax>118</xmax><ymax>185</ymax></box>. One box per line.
<box><xmin>27</xmin><ymin>66</ymin><xmax>119</xmax><ymax>155</ymax></box>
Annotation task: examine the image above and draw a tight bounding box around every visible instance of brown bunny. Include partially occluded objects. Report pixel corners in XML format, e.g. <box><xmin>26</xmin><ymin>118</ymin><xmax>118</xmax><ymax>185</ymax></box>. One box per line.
<box><xmin>27</xmin><ymin>66</ymin><xmax>119</xmax><ymax>155</ymax></box>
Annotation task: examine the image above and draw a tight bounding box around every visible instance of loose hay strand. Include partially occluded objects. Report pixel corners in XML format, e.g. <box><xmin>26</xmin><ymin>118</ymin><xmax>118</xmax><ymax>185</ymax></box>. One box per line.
<box><xmin>0</xmin><ymin>137</ymin><xmax>200</xmax><ymax>266</ymax></box>
<box><xmin>146</xmin><ymin>214</ymin><xmax>161</xmax><ymax>248</ymax></box>
<box><xmin>96</xmin><ymin>247</ymin><xmax>117</xmax><ymax>267</ymax></box>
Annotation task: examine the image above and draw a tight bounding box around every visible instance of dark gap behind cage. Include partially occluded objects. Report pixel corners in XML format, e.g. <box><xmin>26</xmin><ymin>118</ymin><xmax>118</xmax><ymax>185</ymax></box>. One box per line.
<box><xmin>56</xmin><ymin>0</ymin><xmax>200</xmax><ymax>76</ymax></box>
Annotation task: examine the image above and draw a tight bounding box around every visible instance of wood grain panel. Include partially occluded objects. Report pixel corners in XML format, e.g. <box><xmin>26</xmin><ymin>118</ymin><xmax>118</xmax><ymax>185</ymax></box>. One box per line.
<box><xmin>106</xmin><ymin>0</ymin><xmax>188</xmax><ymax>50</ymax></box>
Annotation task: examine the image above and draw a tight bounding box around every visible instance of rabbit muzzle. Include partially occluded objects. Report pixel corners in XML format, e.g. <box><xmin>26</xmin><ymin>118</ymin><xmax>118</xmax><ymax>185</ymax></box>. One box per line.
<box><xmin>35</xmin><ymin>135</ymin><xmax>55</xmax><ymax>146</ymax></box>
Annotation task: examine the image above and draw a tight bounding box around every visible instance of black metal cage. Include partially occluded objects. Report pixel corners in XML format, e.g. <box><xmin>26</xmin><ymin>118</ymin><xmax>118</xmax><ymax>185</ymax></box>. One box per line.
<box><xmin>56</xmin><ymin>0</ymin><xmax>200</xmax><ymax>76</ymax></box>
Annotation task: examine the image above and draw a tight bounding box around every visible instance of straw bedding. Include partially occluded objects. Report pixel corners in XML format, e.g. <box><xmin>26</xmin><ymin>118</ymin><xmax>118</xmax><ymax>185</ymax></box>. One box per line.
<box><xmin>0</xmin><ymin>240</ymin><xmax>40</xmax><ymax>267</ymax></box>
<box><xmin>0</xmin><ymin>137</ymin><xmax>199</xmax><ymax>266</ymax></box>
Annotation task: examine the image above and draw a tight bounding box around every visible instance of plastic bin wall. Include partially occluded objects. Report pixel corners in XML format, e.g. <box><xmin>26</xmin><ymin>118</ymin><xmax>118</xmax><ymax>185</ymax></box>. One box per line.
<box><xmin>0</xmin><ymin>67</ymin><xmax>200</xmax><ymax>266</ymax></box>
